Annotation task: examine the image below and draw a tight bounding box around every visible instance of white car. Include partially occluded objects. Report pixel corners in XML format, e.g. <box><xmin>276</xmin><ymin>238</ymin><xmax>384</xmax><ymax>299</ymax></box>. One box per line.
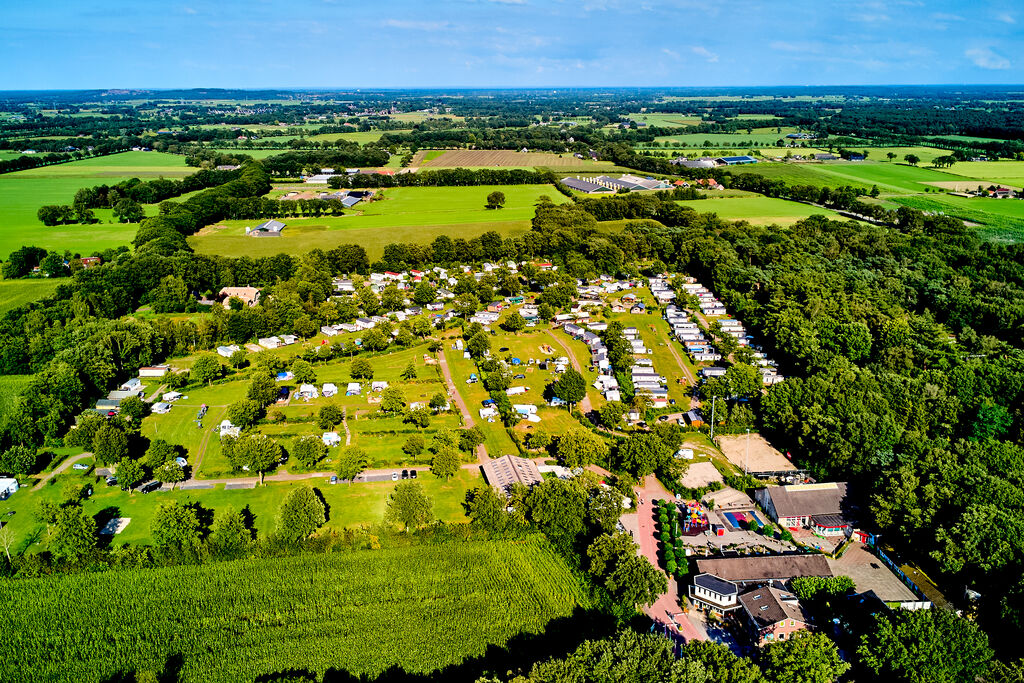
<box><xmin>391</xmin><ymin>472</ymin><xmax>399</xmax><ymax>481</ymax></box>
<box><xmin>72</xmin><ymin>463</ymin><xmax>89</xmax><ymax>471</ymax></box>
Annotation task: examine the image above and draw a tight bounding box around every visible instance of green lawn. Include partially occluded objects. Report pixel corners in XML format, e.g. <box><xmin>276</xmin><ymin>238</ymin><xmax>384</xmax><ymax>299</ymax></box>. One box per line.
<box><xmin>0</xmin><ymin>278</ymin><xmax>61</xmax><ymax>314</ymax></box>
<box><xmin>189</xmin><ymin>184</ymin><xmax>565</xmax><ymax>258</ymax></box>
<box><xmin>0</xmin><ymin>151</ymin><xmax>190</xmax><ymax>259</ymax></box>
<box><xmin>941</xmin><ymin>160</ymin><xmax>1024</xmax><ymax>188</ymax></box>
<box><xmin>890</xmin><ymin>194</ymin><xmax>1024</xmax><ymax>241</ymax></box>
<box><xmin>0</xmin><ymin>535</ymin><xmax>589</xmax><ymax>682</ymax></box>
<box><xmin>678</xmin><ymin>196</ymin><xmax>848</xmax><ymax>225</ymax></box>
<box><xmin>650</xmin><ymin>130</ymin><xmax>797</xmax><ymax>147</ymax></box>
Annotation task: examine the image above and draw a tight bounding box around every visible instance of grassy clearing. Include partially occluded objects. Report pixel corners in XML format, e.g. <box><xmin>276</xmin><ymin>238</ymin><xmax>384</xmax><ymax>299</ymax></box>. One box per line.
<box><xmin>0</xmin><ymin>278</ymin><xmax>61</xmax><ymax>314</ymax></box>
<box><xmin>626</xmin><ymin>112</ymin><xmax>702</xmax><ymax>127</ymax></box>
<box><xmin>0</xmin><ymin>151</ymin><xmax>189</xmax><ymax>259</ymax></box>
<box><xmin>189</xmin><ymin>184</ymin><xmax>564</xmax><ymax>258</ymax></box>
<box><xmin>941</xmin><ymin>160</ymin><xmax>1024</xmax><ymax>187</ymax></box>
<box><xmin>0</xmin><ymin>535</ymin><xmax>588</xmax><ymax>682</ymax></box>
<box><xmin>890</xmin><ymin>194</ymin><xmax>1024</xmax><ymax>242</ymax></box>
<box><xmin>678</xmin><ymin>196</ymin><xmax>848</xmax><ymax>225</ymax></box>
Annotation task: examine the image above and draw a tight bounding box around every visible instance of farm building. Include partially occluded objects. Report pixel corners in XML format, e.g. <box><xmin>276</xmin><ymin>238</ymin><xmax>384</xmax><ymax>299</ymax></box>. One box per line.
<box><xmin>716</xmin><ymin>155</ymin><xmax>759</xmax><ymax>165</ymax></box>
<box><xmin>738</xmin><ymin>586</ymin><xmax>809</xmax><ymax>646</ymax></box>
<box><xmin>695</xmin><ymin>555</ymin><xmax>832</xmax><ymax>585</ymax></box>
<box><xmin>220</xmin><ymin>286</ymin><xmax>261</xmax><ymax>308</ymax></box>
<box><xmin>247</xmin><ymin>219</ymin><xmax>286</xmax><ymax>237</ymax></box>
<box><xmin>560</xmin><ymin>177</ymin><xmax>613</xmax><ymax>194</ymax></box>
<box><xmin>482</xmin><ymin>454</ymin><xmax>543</xmax><ymax>494</ymax></box>
<box><xmin>672</xmin><ymin>157</ymin><xmax>718</xmax><ymax>168</ymax></box>
<box><xmin>138</xmin><ymin>365</ymin><xmax>169</xmax><ymax>378</ymax></box>
<box><xmin>754</xmin><ymin>482</ymin><xmax>852</xmax><ymax>535</ymax></box>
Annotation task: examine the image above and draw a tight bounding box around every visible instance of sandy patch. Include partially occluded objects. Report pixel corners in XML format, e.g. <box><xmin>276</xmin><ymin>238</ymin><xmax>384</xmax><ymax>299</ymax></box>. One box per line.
<box><xmin>716</xmin><ymin>433</ymin><xmax>796</xmax><ymax>474</ymax></box>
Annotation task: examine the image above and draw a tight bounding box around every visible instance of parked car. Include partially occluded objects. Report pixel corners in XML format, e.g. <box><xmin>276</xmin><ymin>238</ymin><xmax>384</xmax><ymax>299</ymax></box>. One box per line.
<box><xmin>410</xmin><ymin>469</ymin><xmax>417</xmax><ymax>479</ymax></box>
<box><xmin>514</xmin><ymin>374</ymin><xmax>526</xmax><ymax>379</ymax></box>
<box><xmin>401</xmin><ymin>469</ymin><xmax>409</xmax><ymax>479</ymax></box>
<box><xmin>330</xmin><ymin>475</ymin><xmax>338</xmax><ymax>485</ymax></box>
<box><xmin>391</xmin><ymin>472</ymin><xmax>399</xmax><ymax>481</ymax></box>
<box><xmin>72</xmin><ymin>463</ymin><xmax>89</xmax><ymax>471</ymax></box>
<box><xmin>105</xmin><ymin>476</ymin><xmax>118</xmax><ymax>487</ymax></box>
<box><xmin>140</xmin><ymin>481</ymin><xmax>160</xmax><ymax>494</ymax></box>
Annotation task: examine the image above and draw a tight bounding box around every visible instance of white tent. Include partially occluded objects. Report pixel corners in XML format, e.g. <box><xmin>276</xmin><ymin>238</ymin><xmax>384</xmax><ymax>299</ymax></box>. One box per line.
<box><xmin>322</xmin><ymin>432</ymin><xmax>342</xmax><ymax>447</ymax></box>
<box><xmin>298</xmin><ymin>384</ymin><xmax>319</xmax><ymax>399</ymax></box>
<box><xmin>322</xmin><ymin>383</ymin><xmax>338</xmax><ymax>397</ymax></box>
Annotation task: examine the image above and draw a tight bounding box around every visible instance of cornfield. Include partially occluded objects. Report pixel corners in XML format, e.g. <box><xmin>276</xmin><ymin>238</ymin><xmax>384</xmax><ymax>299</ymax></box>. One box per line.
<box><xmin>0</xmin><ymin>536</ymin><xmax>589</xmax><ymax>682</ymax></box>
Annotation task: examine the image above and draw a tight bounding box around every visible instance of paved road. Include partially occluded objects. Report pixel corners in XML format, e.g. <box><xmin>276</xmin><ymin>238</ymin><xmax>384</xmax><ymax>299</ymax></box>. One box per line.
<box><xmin>32</xmin><ymin>452</ymin><xmax>93</xmax><ymax>491</ymax></box>
<box><xmin>437</xmin><ymin>348</ymin><xmax>488</xmax><ymax>462</ymax></box>
<box><xmin>544</xmin><ymin>329</ymin><xmax>594</xmax><ymax>415</ymax></box>
<box><xmin>634</xmin><ymin>476</ymin><xmax>709</xmax><ymax>644</ymax></box>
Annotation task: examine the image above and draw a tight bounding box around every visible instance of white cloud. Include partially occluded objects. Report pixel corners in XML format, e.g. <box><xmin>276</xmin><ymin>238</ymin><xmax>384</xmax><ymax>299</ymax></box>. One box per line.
<box><xmin>997</xmin><ymin>12</ymin><xmax>1015</xmax><ymax>23</ymax></box>
<box><xmin>770</xmin><ymin>41</ymin><xmax>821</xmax><ymax>54</ymax></box>
<box><xmin>183</xmin><ymin>6</ymin><xmax>196</xmax><ymax>14</ymax></box>
<box><xmin>383</xmin><ymin>19</ymin><xmax>450</xmax><ymax>31</ymax></box>
<box><xmin>691</xmin><ymin>46</ymin><xmax>718</xmax><ymax>63</ymax></box>
<box><xmin>662</xmin><ymin>47</ymin><xmax>679</xmax><ymax>59</ymax></box>
<box><xmin>965</xmin><ymin>47</ymin><xmax>1010</xmax><ymax>70</ymax></box>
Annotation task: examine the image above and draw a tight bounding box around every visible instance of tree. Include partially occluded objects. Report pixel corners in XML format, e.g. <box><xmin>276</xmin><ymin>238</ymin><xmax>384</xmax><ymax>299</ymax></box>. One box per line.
<box><xmin>556</xmin><ymin>425</ymin><xmax>610</xmax><ymax>467</ymax></box>
<box><xmin>0</xmin><ymin>523</ymin><xmax>14</xmax><ymax>562</ymax></box>
<box><xmin>430</xmin><ymin>446</ymin><xmax>460</xmax><ymax>481</ymax></box>
<box><xmin>762</xmin><ymin>631</ymin><xmax>849</xmax><ymax>683</ymax></box>
<box><xmin>39</xmin><ymin>252</ymin><xmax>66</xmax><ymax>278</ymax></box>
<box><xmin>112</xmin><ymin>197</ymin><xmax>145</xmax><ymax>223</ymax></box>
<box><xmin>858</xmin><ymin>607</ymin><xmax>992</xmax><ymax>683</ymax></box>
<box><xmin>887</xmin><ymin>151</ymin><xmax>896</xmax><ymax>162</ymax></box>
<box><xmin>362</xmin><ymin>328</ymin><xmax>389</xmax><ymax>352</ymax></box>
<box><xmin>154</xmin><ymin>461</ymin><xmax>185</xmax><ymax>489</ymax></box>
<box><xmin>403</xmin><ymin>434</ymin><xmax>426</xmax><ymax>458</ymax></box>
<box><xmin>466</xmin><ymin>331</ymin><xmax>491</xmax><ymax>359</ymax></box>
<box><xmin>525</xmin><ymin>478</ymin><xmax>587</xmax><ymax>550</ymax></box>
<box><xmin>552</xmin><ymin>367</ymin><xmax>586</xmax><ymax>406</ymax></box>
<box><xmin>277</xmin><ymin>486</ymin><xmax>326</xmax><ymax>541</ymax></box>
<box><xmin>92</xmin><ymin>424</ymin><xmax>129</xmax><ymax>465</ymax></box>
<box><xmin>400</xmin><ymin>361</ymin><xmax>417</xmax><ymax>380</ymax></box>
<box><xmin>486</xmin><ymin>190</ymin><xmax>506</xmax><ymax>209</ymax></box>
<box><xmin>501</xmin><ymin>312</ymin><xmax>526</xmax><ymax>334</ymax></box>
<box><xmin>223</xmin><ymin>434</ymin><xmax>282</xmax><ymax>484</ymax></box>
<box><xmin>459</xmin><ymin>427</ymin><xmax>485</xmax><ymax>452</ymax></box>
<box><xmin>292</xmin><ymin>435</ymin><xmax>328</xmax><ymax>469</ymax></box>
<box><xmin>616</xmin><ymin>432</ymin><xmax>670</xmax><ymax>478</ymax></box>
<box><xmin>380</xmin><ymin>387</ymin><xmax>406</xmax><ymax>413</ymax></box>
<box><xmin>191</xmin><ymin>354</ymin><xmax>223</xmax><ymax>385</ymax></box>
<box><xmin>429</xmin><ymin>392</ymin><xmax>449</xmax><ymax>411</ymax></box>
<box><xmin>586</xmin><ymin>532</ymin><xmax>666</xmax><ymax>607</ymax></box>
<box><xmin>116</xmin><ymin>458</ymin><xmax>146</xmax><ymax>492</ymax></box>
<box><xmin>598</xmin><ymin>401</ymin><xmax>627</xmax><ymax>430</ymax></box>
<box><xmin>291</xmin><ymin>359</ymin><xmax>317</xmax><ymax>385</ymax></box>
<box><xmin>119</xmin><ymin>395</ymin><xmax>147</xmax><ymax>421</ymax></box>
<box><xmin>229</xmin><ymin>349</ymin><xmax>248</xmax><ymax>369</ymax></box>
<box><xmin>464</xmin><ymin>486</ymin><xmax>513</xmax><ymax>533</ymax></box>
<box><xmin>208</xmin><ymin>506</ymin><xmax>252</xmax><ymax>559</ymax></box>
<box><xmin>904</xmin><ymin>153</ymin><xmax>920</xmax><ymax>166</ymax></box>
<box><xmin>50</xmin><ymin>505</ymin><xmax>97</xmax><ymax>562</ymax></box>
<box><xmin>527</xmin><ymin>629</ymin><xmax>706</xmax><ymax>682</ymax></box>
<box><xmin>318</xmin><ymin>404</ymin><xmax>343</xmax><ymax>430</ymax></box>
<box><xmin>413</xmin><ymin>282</ymin><xmax>436</xmax><ymax>305</ymax></box>
<box><xmin>681</xmin><ymin>640</ymin><xmax>765</xmax><ymax>683</ymax></box>
<box><xmin>0</xmin><ymin>444</ymin><xmax>36</xmax><ymax>476</ymax></box>
<box><xmin>150</xmin><ymin>501</ymin><xmax>201</xmax><ymax>552</ymax></box>
<box><xmin>384</xmin><ymin>481</ymin><xmax>434</xmax><ymax>531</ymax></box>
<box><xmin>143</xmin><ymin>439</ymin><xmax>176</xmax><ymax>470</ymax></box>
<box><xmin>350</xmin><ymin>358</ymin><xmax>374</xmax><ymax>379</ymax></box>
<box><xmin>335</xmin><ymin>446</ymin><xmax>369</xmax><ymax>483</ymax></box>
<box><xmin>247</xmin><ymin>370</ymin><xmax>278</xmax><ymax>406</ymax></box>
<box><xmin>227</xmin><ymin>399</ymin><xmax>262</xmax><ymax>428</ymax></box>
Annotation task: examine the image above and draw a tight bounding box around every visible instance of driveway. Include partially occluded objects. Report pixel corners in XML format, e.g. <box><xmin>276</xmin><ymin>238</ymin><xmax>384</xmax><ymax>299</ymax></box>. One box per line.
<box><xmin>32</xmin><ymin>452</ymin><xmax>93</xmax><ymax>491</ymax></box>
<box><xmin>437</xmin><ymin>348</ymin><xmax>488</xmax><ymax>462</ymax></box>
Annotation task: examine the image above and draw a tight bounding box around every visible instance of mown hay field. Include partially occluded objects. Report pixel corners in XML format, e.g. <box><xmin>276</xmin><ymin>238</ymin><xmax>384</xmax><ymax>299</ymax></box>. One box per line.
<box><xmin>0</xmin><ymin>536</ymin><xmax>591</xmax><ymax>682</ymax></box>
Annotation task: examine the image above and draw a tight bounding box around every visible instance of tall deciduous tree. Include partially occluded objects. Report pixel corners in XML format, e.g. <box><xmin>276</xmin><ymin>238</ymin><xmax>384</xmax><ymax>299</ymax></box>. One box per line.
<box><xmin>385</xmin><ymin>481</ymin><xmax>434</xmax><ymax>532</ymax></box>
<box><xmin>761</xmin><ymin>631</ymin><xmax>849</xmax><ymax>683</ymax></box>
<box><xmin>277</xmin><ymin>486</ymin><xmax>326</xmax><ymax>541</ymax></box>
<box><xmin>335</xmin><ymin>446</ymin><xmax>368</xmax><ymax>483</ymax></box>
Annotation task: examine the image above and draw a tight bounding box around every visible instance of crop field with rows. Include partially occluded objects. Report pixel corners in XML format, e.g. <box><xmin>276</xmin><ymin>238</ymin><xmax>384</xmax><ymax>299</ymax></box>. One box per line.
<box><xmin>0</xmin><ymin>536</ymin><xmax>590</xmax><ymax>682</ymax></box>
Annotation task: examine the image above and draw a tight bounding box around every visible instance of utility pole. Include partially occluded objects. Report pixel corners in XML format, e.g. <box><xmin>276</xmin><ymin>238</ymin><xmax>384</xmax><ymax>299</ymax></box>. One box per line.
<box><xmin>745</xmin><ymin>428</ymin><xmax>750</xmax><ymax>476</ymax></box>
<box><xmin>709</xmin><ymin>396</ymin><xmax>716</xmax><ymax>440</ymax></box>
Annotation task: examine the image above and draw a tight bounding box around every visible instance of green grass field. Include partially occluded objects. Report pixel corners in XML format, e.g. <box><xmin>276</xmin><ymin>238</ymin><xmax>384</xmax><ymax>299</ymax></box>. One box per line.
<box><xmin>890</xmin><ymin>194</ymin><xmax>1024</xmax><ymax>241</ymax></box>
<box><xmin>650</xmin><ymin>130</ymin><xmax>796</xmax><ymax>147</ymax></box>
<box><xmin>0</xmin><ymin>536</ymin><xmax>590</xmax><ymax>682</ymax></box>
<box><xmin>941</xmin><ymin>160</ymin><xmax>1024</xmax><ymax>188</ymax></box>
<box><xmin>626</xmin><ymin>112</ymin><xmax>702</xmax><ymax>127</ymax></box>
<box><xmin>0</xmin><ymin>278</ymin><xmax>61</xmax><ymax>314</ymax></box>
<box><xmin>678</xmin><ymin>196</ymin><xmax>848</xmax><ymax>225</ymax></box>
<box><xmin>0</xmin><ymin>151</ymin><xmax>190</xmax><ymax>259</ymax></box>
<box><xmin>189</xmin><ymin>184</ymin><xmax>565</xmax><ymax>258</ymax></box>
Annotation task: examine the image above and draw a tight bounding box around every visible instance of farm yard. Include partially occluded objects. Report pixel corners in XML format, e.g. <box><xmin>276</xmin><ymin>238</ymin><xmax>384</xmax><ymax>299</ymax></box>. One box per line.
<box><xmin>0</xmin><ymin>536</ymin><xmax>591</xmax><ymax>682</ymax></box>
<box><xmin>414</xmin><ymin>149</ymin><xmax>618</xmax><ymax>170</ymax></box>
<box><xmin>189</xmin><ymin>184</ymin><xmax>565</xmax><ymax>258</ymax></box>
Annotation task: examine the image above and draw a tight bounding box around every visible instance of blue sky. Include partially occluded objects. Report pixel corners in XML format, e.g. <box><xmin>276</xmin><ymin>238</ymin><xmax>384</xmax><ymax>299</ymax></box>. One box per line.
<box><xmin>2</xmin><ymin>0</ymin><xmax>1022</xmax><ymax>89</ymax></box>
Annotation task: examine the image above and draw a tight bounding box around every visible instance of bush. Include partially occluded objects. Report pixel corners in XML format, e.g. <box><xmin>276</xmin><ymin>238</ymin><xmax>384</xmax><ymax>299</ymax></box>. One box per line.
<box><xmin>666</xmin><ymin>561</ymin><xmax>677</xmax><ymax>574</ymax></box>
<box><xmin>660</xmin><ymin>531</ymin><xmax>670</xmax><ymax>544</ymax></box>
